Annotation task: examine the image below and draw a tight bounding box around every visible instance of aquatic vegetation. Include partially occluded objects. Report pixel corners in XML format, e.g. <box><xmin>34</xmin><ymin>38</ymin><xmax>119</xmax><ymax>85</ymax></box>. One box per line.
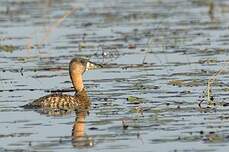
<box><xmin>0</xmin><ymin>44</ymin><xmax>16</xmax><ymax>53</ymax></box>
<box><xmin>203</xmin><ymin>132</ymin><xmax>225</xmax><ymax>143</ymax></box>
<box><xmin>199</xmin><ymin>67</ymin><xmax>227</xmax><ymax>108</ymax></box>
<box><xmin>0</xmin><ymin>0</ymin><xmax>228</xmax><ymax>151</ymax></box>
<box><xmin>126</xmin><ymin>96</ymin><xmax>143</xmax><ymax>104</ymax></box>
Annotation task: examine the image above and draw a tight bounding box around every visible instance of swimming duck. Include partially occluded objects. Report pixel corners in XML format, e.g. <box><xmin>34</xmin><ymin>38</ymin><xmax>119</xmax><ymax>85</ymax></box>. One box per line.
<box><xmin>22</xmin><ymin>58</ymin><xmax>101</xmax><ymax>111</ymax></box>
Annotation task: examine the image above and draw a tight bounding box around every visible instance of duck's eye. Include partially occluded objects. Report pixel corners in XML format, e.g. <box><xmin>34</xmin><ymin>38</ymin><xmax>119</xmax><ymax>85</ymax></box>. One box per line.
<box><xmin>80</xmin><ymin>60</ymin><xmax>87</xmax><ymax>65</ymax></box>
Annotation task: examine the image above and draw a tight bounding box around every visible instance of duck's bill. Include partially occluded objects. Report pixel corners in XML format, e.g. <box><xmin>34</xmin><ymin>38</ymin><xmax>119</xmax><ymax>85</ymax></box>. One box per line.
<box><xmin>86</xmin><ymin>61</ymin><xmax>103</xmax><ymax>70</ymax></box>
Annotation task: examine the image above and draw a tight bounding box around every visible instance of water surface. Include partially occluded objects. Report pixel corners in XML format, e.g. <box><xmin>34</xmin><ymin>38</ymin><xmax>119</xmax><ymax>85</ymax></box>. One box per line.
<box><xmin>0</xmin><ymin>0</ymin><xmax>229</xmax><ymax>151</ymax></box>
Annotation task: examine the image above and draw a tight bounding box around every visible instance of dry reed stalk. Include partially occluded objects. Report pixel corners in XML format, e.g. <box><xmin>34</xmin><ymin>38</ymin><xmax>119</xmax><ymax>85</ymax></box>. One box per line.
<box><xmin>206</xmin><ymin>61</ymin><xmax>228</xmax><ymax>106</ymax></box>
<box><xmin>206</xmin><ymin>68</ymin><xmax>224</xmax><ymax>105</ymax></box>
<box><xmin>198</xmin><ymin>60</ymin><xmax>228</xmax><ymax>108</ymax></box>
<box><xmin>26</xmin><ymin>30</ymin><xmax>37</xmax><ymax>52</ymax></box>
<box><xmin>40</xmin><ymin>7</ymin><xmax>77</xmax><ymax>47</ymax></box>
<box><xmin>26</xmin><ymin>7</ymin><xmax>77</xmax><ymax>52</ymax></box>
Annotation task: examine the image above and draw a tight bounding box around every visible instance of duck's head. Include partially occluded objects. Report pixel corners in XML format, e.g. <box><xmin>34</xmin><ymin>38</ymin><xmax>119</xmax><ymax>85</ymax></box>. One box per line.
<box><xmin>69</xmin><ymin>58</ymin><xmax>102</xmax><ymax>75</ymax></box>
<box><xmin>69</xmin><ymin>58</ymin><xmax>102</xmax><ymax>92</ymax></box>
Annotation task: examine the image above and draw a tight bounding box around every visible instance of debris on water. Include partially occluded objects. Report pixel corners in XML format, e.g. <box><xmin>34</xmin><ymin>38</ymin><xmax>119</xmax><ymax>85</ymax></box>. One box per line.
<box><xmin>142</xmin><ymin>56</ymin><xmax>147</xmax><ymax>64</ymax></box>
<box><xmin>168</xmin><ymin>79</ymin><xmax>184</xmax><ymax>87</ymax></box>
<box><xmin>89</xmin><ymin>127</ymin><xmax>98</xmax><ymax>130</ymax></box>
<box><xmin>137</xmin><ymin>132</ymin><xmax>144</xmax><ymax>144</ymax></box>
<box><xmin>137</xmin><ymin>132</ymin><xmax>140</xmax><ymax>139</ymax></box>
<box><xmin>133</xmin><ymin>83</ymin><xmax>146</xmax><ymax>90</ymax></box>
<box><xmin>79</xmin><ymin>42</ymin><xmax>86</xmax><ymax>49</ymax></box>
<box><xmin>128</xmin><ymin>43</ymin><xmax>136</xmax><ymax>49</ymax></box>
<box><xmin>19</xmin><ymin>68</ymin><xmax>23</xmax><ymax>76</ymax></box>
<box><xmin>222</xmin><ymin>102</ymin><xmax>229</xmax><ymax>107</ymax></box>
<box><xmin>177</xmin><ymin>136</ymin><xmax>181</xmax><ymax>140</ymax></box>
<box><xmin>122</xmin><ymin>119</ymin><xmax>129</xmax><ymax>130</ymax></box>
<box><xmin>200</xmin><ymin>131</ymin><xmax>204</xmax><ymax>135</ymax></box>
<box><xmin>121</xmin><ymin>67</ymin><xmax>128</xmax><ymax>70</ymax></box>
<box><xmin>126</xmin><ymin>96</ymin><xmax>143</xmax><ymax>104</ymax></box>
<box><xmin>0</xmin><ymin>44</ymin><xmax>16</xmax><ymax>53</ymax></box>
<box><xmin>59</xmin><ymin>138</ymin><xmax>63</xmax><ymax>143</ymax></box>
<box><xmin>95</xmin><ymin>45</ymin><xmax>120</xmax><ymax>62</ymax></box>
<box><xmin>199</xmin><ymin>58</ymin><xmax>218</xmax><ymax>64</ymax></box>
<box><xmin>82</xmin><ymin>22</ymin><xmax>93</xmax><ymax>27</ymax></box>
<box><xmin>129</xmin><ymin>106</ymin><xmax>144</xmax><ymax>116</ymax></box>
<box><xmin>203</xmin><ymin>132</ymin><xmax>224</xmax><ymax>143</ymax></box>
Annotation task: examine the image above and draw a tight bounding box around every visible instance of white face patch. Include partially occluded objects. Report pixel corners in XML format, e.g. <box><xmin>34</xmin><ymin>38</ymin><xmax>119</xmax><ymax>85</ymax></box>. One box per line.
<box><xmin>85</xmin><ymin>61</ymin><xmax>100</xmax><ymax>71</ymax></box>
<box><xmin>86</xmin><ymin>62</ymin><xmax>90</xmax><ymax>71</ymax></box>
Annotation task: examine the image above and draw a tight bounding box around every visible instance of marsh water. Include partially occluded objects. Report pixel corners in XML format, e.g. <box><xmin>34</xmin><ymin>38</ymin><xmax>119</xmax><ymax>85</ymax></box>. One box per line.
<box><xmin>0</xmin><ymin>0</ymin><xmax>229</xmax><ymax>151</ymax></box>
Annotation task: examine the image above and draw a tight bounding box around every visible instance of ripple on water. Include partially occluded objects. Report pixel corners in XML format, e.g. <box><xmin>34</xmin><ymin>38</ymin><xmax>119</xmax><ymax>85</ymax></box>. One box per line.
<box><xmin>0</xmin><ymin>0</ymin><xmax>229</xmax><ymax>151</ymax></box>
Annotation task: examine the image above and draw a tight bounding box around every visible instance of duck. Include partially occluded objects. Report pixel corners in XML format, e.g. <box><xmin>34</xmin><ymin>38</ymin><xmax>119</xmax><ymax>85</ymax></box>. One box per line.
<box><xmin>22</xmin><ymin>57</ymin><xmax>101</xmax><ymax>111</ymax></box>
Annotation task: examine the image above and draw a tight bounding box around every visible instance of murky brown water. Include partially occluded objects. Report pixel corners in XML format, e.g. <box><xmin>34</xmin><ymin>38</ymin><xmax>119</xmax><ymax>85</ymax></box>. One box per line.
<box><xmin>0</xmin><ymin>0</ymin><xmax>229</xmax><ymax>151</ymax></box>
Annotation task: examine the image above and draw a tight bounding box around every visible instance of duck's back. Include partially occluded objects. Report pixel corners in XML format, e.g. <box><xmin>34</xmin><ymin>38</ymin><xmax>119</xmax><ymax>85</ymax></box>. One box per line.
<box><xmin>23</xmin><ymin>89</ymin><xmax>90</xmax><ymax>110</ymax></box>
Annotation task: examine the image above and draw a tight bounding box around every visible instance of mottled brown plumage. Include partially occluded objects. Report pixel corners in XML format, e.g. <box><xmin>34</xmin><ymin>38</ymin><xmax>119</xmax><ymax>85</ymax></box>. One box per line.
<box><xmin>22</xmin><ymin>58</ymin><xmax>101</xmax><ymax>111</ymax></box>
<box><xmin>24</xmin><ymin>88</ymin><xmax>90</xmax><ymax>110</ymax></box>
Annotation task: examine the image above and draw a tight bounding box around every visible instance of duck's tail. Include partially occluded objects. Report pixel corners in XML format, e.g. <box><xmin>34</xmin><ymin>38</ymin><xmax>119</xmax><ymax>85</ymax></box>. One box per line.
<box><xmin>20</xmin><ymin>103</ymin><xmax>39</xmax><ymax>109</ymax></box>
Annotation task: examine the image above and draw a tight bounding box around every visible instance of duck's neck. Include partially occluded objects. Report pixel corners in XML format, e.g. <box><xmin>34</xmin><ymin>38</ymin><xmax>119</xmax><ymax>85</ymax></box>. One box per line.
<box><xmin>70</xmin><ymin>72</ymin><xmax>84</xmax><ymax>93</ymax></box>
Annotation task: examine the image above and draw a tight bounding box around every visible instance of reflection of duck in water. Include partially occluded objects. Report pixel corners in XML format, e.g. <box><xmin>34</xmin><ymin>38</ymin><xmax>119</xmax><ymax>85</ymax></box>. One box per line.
<box><xmin>72</xmin><ymin>111</ymin><xmax>94</xmax><ymax>148</ymax></box>
<box><xmin>22</xmin><ymin>58</ymin><xmax>101</xmax><ymax>111</ymax></box>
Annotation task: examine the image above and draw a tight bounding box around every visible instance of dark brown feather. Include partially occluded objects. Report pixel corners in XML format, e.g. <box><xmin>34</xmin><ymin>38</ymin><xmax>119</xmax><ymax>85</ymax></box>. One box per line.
<box><xmin>22</xmin><ymin>89</ymin><xmax>90</xmax><ymax>111</ymax></box>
